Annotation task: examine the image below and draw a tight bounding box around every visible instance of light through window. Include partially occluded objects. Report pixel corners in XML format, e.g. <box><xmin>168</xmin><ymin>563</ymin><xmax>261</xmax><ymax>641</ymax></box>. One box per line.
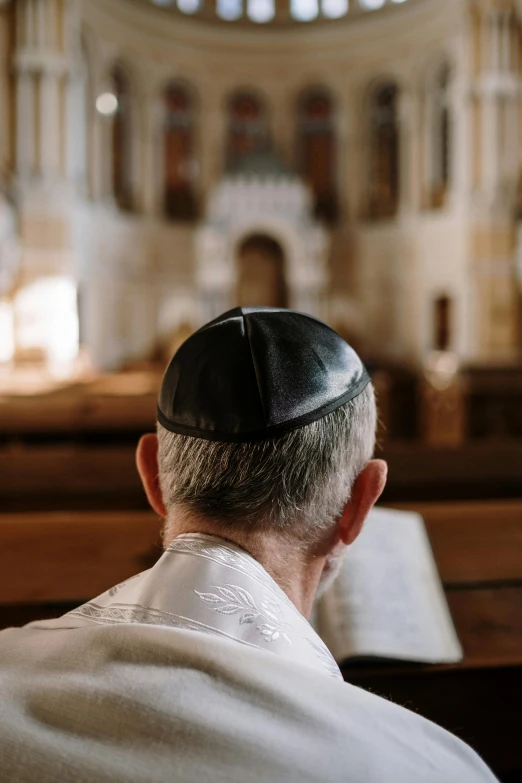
<box><xmin>177</xmin><ymin>0</ymin><xmax>201</xmax><ymax>12</ymax></box>
<box><xmin>15</xmin><ymin>277</ymin><xmax>79</xmax><ymax>375</ymax></box>
<box><xmin>322</xmin><ymin>0</ymin><xmax>347</xmax><ymax>18</ymax></box>
<box><xmin>360</xmin><ymin>0</ymin><xmax>385</xmax><ymax>9</ymax></box>
<box><xmin>0</xmin><ymin>301</ymin><xmax>14</xmax><ymax>363</ymax></box>
<box><xmin>153</xmin><ymin>0</ymin><xmax>410</xmax><ymax>19</ymax></box>
<box><xmin>290</xmin><ymin>0</ymin><xmax>319</xmax><ymax>21</ymax></box>
<box><xmin>217</xmin><ymin>0</ymin><xmax>242</xmax><ymax>18</ymax></box>
<box><xmin>247</xmin><ymin>0</ymin><xmax>275</xmax><ymax>22</ymax></box>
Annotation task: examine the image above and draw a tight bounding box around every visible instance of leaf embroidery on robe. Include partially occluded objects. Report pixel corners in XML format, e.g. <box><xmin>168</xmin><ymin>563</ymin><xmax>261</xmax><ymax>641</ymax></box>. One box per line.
<box><xmin>195</xmin><ymin>584</ymin><xmax>292</xmax><ymax>644</ymax></box>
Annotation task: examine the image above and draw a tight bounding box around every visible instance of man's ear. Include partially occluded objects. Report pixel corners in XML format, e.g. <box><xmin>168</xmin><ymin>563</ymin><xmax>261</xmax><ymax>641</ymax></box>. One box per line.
<box><xmin>338</xmin><ymin>459</ymin><xmax>388</xmax><ymax>546</ymax></box>
<box><xmin>136</xmin><ymin>433</ymin><xmax>167</xmax><ymax>518</ymax></box>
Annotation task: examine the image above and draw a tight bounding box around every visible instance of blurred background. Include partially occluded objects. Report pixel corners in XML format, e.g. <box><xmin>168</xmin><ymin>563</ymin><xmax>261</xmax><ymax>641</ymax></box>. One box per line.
<box><xmin>0</xmin><ymin>0</ymin><xmax>521</xmax><ymax>779</ymax></box>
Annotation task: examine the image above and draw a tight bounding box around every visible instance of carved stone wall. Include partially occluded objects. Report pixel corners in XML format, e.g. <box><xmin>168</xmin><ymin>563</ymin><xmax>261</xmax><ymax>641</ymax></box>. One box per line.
<box><xmin>196</xmin><ymin>174</ymin><xmax>329</xmax><ymax>322</ymax></box>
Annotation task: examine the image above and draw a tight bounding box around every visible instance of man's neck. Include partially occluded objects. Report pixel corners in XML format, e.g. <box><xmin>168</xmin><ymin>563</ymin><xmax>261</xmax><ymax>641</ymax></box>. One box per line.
<box><xmin>163</xmin><ymin>516</ymin><xmax>332</xmax><ymax>618</ymax></box>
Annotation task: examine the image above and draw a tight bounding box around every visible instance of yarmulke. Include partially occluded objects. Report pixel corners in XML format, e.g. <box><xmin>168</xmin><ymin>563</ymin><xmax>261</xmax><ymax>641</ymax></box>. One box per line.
<box><xmin>157</xmin><ymin>307</ymin><xmax>370</xmax><ymax>442</ymax></box>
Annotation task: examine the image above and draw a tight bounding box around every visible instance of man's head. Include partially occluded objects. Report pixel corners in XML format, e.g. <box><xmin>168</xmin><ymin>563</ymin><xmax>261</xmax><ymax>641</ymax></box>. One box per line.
<box><xmin>137</xmin><ymin>307</ymin><xmax>386</xmax><ymax>612</ymax></box>
<box><xmin>155</xmin><ymin>385</ymin><xmax>376</xmax><ymax>544</ymax></box>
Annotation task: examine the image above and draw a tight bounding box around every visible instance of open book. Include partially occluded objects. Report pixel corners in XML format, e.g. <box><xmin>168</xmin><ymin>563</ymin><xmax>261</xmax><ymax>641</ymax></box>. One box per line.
<box><xmin>314</xmin><ymin>507</ymin><xmax>463</xmax><ymax>665</ymax></box>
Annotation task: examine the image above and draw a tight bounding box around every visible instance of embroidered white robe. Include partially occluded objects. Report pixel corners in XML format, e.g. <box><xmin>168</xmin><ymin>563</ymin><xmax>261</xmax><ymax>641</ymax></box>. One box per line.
<box><xmin>0</xmin><ymin>534</ymin><xmax>497</xmax><ymax>782</ymax></box>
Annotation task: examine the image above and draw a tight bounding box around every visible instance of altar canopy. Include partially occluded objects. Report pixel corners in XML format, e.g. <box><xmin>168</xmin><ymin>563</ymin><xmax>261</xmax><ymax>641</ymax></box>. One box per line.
<box><xmin>196</xmin><ymin>152</ymin><xmax>329</xmax><ymax>323</ymax></box>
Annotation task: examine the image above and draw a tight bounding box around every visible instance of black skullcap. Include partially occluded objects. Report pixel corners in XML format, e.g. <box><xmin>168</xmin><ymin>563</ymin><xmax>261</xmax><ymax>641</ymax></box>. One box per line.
<box><xmin>157</xmin><ymin>307</ymin><xmax>371</xmax><ymax>443</ymax></box>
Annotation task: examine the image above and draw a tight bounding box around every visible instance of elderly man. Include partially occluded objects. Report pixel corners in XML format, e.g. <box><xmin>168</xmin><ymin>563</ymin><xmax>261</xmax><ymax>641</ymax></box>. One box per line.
<box><xmin>0</xmin><ymin>308</ymin><xmax>496</xmax><ymax>782</ymax></box>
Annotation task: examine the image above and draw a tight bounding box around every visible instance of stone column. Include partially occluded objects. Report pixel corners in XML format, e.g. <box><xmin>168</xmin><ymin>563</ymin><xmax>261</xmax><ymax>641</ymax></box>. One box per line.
<box><xmin>336</xmin><ymin>89</ymin><xmax>352</xmax><ymax>220</ymax></box>
<box><xmin>341</xmin><ymin>89</ymin><xmax>360</xmax><ymax>221</ymax></box>
<box><xmin>480</xmin><ymin>87</ymin><xmax>498</xmax><ymax>197</ymax></box>
<box><xmin>14</xmin><ymin>0</ymin><xmax>84</xmax><ymax>185</ymax></box>
<box><xmin>39</xmin><ymin>69</ymin><xmax>61</xmax><ymax>179</ymax></box>
<box><xmin>35</xmin><ymin>0</ymin><xmax>46</xmax><ymax>48</ymax></box>
<box><xmin>199</xmin><ymin>89</ymin><xmax>226</xmax><ymax>200</ymax></box>
<box><xmin>94</xmin><ymin>112</ymin><xmax>115</xmax><ymax>202</ymax></box>
<box><xmin>410</xmin><ymin>88</ymin><xmax>424</xmax><ymax>212</ymax></box>
<box><xmin>509</xmin><ymin>18</ymin><xmax>520</xmax><ymax>76</ymax></box>
<box><xmin>65</xmin><ymin>69</ymin><xmax>87</xmax><ymax>189</ymax></box>
<box><xmin>142</xmin><ymin>86</ymin><xmax>163</xmax><ymax>216</ymax></box>
<box><xmin>481</xmin><ymin>10</ymin><xmax>490</xmax><ymax>72</ymax></box>
<box><xmin>15</xmin><ymin>69</ymin><xmax>36</xmax><ymax>179</ymax></box>
<box><xmin>491</xmin><ymin>11</ymin><xmax>501</xmax><ymax>71</ymax></box>
<box><xmin>398</xmin><ymin>90</ymin><xmax>414</xmax><ymax>217</ymax></box>
<box><xmin>500</xmin><ymin>12</ymin><xmax>511</xmax><ymax>72</ymax></box>
<box><xmin>23</xmin><ymin>0</ymin><xmax>36</xmax><ymax>48</ymax></box>
<box><xmin>450</xmin><ymin>61</ymin><xmax>468</xmax><ymax>203</ymax></box>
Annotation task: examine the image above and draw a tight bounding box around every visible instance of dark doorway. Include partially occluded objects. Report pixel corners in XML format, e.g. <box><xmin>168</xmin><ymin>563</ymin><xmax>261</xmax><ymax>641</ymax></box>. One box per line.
<box><xmin>237</xmin><ymin>235</ymin><xmax>288</xmax><ymax>309</ymax></box>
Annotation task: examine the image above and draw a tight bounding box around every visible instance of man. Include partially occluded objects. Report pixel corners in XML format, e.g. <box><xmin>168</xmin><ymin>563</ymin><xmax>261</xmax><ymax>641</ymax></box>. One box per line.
<box><xmin>0</xmin><ymin>307</ymin><xmax>496</xmax><ymax>782</ymax></box>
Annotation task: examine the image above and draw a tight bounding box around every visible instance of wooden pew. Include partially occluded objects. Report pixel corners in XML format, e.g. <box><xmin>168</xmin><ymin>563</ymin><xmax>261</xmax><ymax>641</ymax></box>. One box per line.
<box><xmin>0</xmin><ymin>445</ymin><xmax>148</xmax><ymax>511</ymax></box>
<box><xmin>0</xmin><ymin>500</ymin><xmax>520</xmax><ymax>601</ymax></box>
<box><xmin>0</xmin><ymin>371</ymin><xmax>159</xmax><ymax>435</ymax></box>
<box><xmin>2</xmin><ymin>442</ymin><xmax>522</xmax><ymax>513</ymax></box>
<box><xmin>0</xmin><ymin>511</ymin><xmax>162</xmax><ymax>604</ymax></box>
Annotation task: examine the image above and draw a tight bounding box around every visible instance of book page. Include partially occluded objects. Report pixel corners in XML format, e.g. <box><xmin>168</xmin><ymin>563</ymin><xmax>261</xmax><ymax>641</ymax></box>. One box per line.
<box><xmin>315</xmin><ymin>507</ymin><xmax>463</xmax><ymax>664</ymax></box>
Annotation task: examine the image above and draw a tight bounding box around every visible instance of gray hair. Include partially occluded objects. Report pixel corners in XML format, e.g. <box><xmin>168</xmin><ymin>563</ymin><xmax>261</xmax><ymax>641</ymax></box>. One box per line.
<box><xmin>157</xmin><ymin>383</ymin><xmax>376</xmax><ymax>544</ymax></box>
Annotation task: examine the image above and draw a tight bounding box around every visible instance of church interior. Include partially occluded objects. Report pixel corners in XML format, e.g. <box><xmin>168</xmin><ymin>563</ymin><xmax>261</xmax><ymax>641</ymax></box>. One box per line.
<box><xmin>0</xmin><ymin>0</ymin><xmax>522</xmax><ymax>778</ymax></box>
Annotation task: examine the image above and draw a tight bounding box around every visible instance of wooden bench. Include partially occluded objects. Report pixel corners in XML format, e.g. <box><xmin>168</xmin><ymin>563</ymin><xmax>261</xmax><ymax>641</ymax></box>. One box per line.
<box><xmin>2</xmin><ymin>442</ymin><xmax>522</xmax><ymax>512</ymax></box>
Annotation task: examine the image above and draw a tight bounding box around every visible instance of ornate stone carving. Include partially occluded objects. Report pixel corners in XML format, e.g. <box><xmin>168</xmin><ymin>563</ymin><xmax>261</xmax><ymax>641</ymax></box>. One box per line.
<box><xmin>196</xmin><ymin>164</ymin><xmax>329</xmax><ymax>322</ymax></box>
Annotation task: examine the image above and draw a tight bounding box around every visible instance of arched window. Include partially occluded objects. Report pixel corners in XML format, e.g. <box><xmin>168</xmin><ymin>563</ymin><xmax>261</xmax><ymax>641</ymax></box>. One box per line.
<box><xmin>163</xmin><ymin>83</ymin><xmax>198</xmax><ymax>222</ymax></box>
<box><xmin>433</xmin><ymin>294</ymin><xmax>452</xmax><ymax>351</ymax></box>
<box><xmin>112</xmin><ymin>65</ymin><xmax>134</xmax><ymax>212</ymax></box>
<box><xmin>177</xmin><ymin>0</ymin><xmax>202</xmax><ymax>13</ymax></box>
<box><xmin>247</xmin><ymin>0</ymin><xmax>275</xmax><ymax>22</ymax></box>
<box><xmin>297</xmin><ymin>89</ymin><xmax>338</xmax><ymax>223</ymax></box>
<box><xmin>427</xmin><ymin>63</ymin><xmax>451</xmax><ymax>209</ymax></box>
<box><xmin>217</xmin><ymin>0</ymin><xmax>243</xmax><ymax>19</ymax></box>
<box><xmin>227</xmin><ymin>92</ymin><xmax>269</xmax><ymax>167</ymax></box>
<box><xmin>367</xmin><ymin>82</ymin><xmax>400</xmax><ymax>219</ymax></box>
<box><xmin>290</xmin><ymin>0</ymin><xmax>318</xmax><ymax>21</ymax></box>
<box><xmin>322</xmin><ymin>0</ymin><xmax>347</xmax><ymax>19</ymax></box>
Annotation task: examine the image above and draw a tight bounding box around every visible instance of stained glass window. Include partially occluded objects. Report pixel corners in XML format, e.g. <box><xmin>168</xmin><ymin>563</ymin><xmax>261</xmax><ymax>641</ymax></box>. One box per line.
<box><xmin>227</xmin><ymin>92</ymin><xmax>269</xmax><ymax>165</ymax></box>
<box><xmin>367</xmin><ymin>82</ymin><xmax>400</xmax><ymax>219</ymax></box>
<box><xmin>164</xmin><ymin>84</ymin><xmax>198</xmax><ymax>221</ymax></box>
<box><xmin>298</xmin><ymin>89</ymin><xmax>338</xmax><ymax>222</ymax></box>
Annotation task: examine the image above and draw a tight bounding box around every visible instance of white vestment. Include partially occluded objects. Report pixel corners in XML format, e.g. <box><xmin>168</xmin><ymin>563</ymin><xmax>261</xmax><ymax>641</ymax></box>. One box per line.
<box><xmin>0</xmin><ymin>533</ymin><xmax>497</xmax><ymax>782</ymax></box>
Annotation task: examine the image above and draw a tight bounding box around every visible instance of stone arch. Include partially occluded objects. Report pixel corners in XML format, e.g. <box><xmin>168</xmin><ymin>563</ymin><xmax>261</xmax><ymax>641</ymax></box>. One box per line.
<box><xmin>236</xmin><ymin>233</ymin><xmax>288</xmax><ymax>308</ymax></box>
